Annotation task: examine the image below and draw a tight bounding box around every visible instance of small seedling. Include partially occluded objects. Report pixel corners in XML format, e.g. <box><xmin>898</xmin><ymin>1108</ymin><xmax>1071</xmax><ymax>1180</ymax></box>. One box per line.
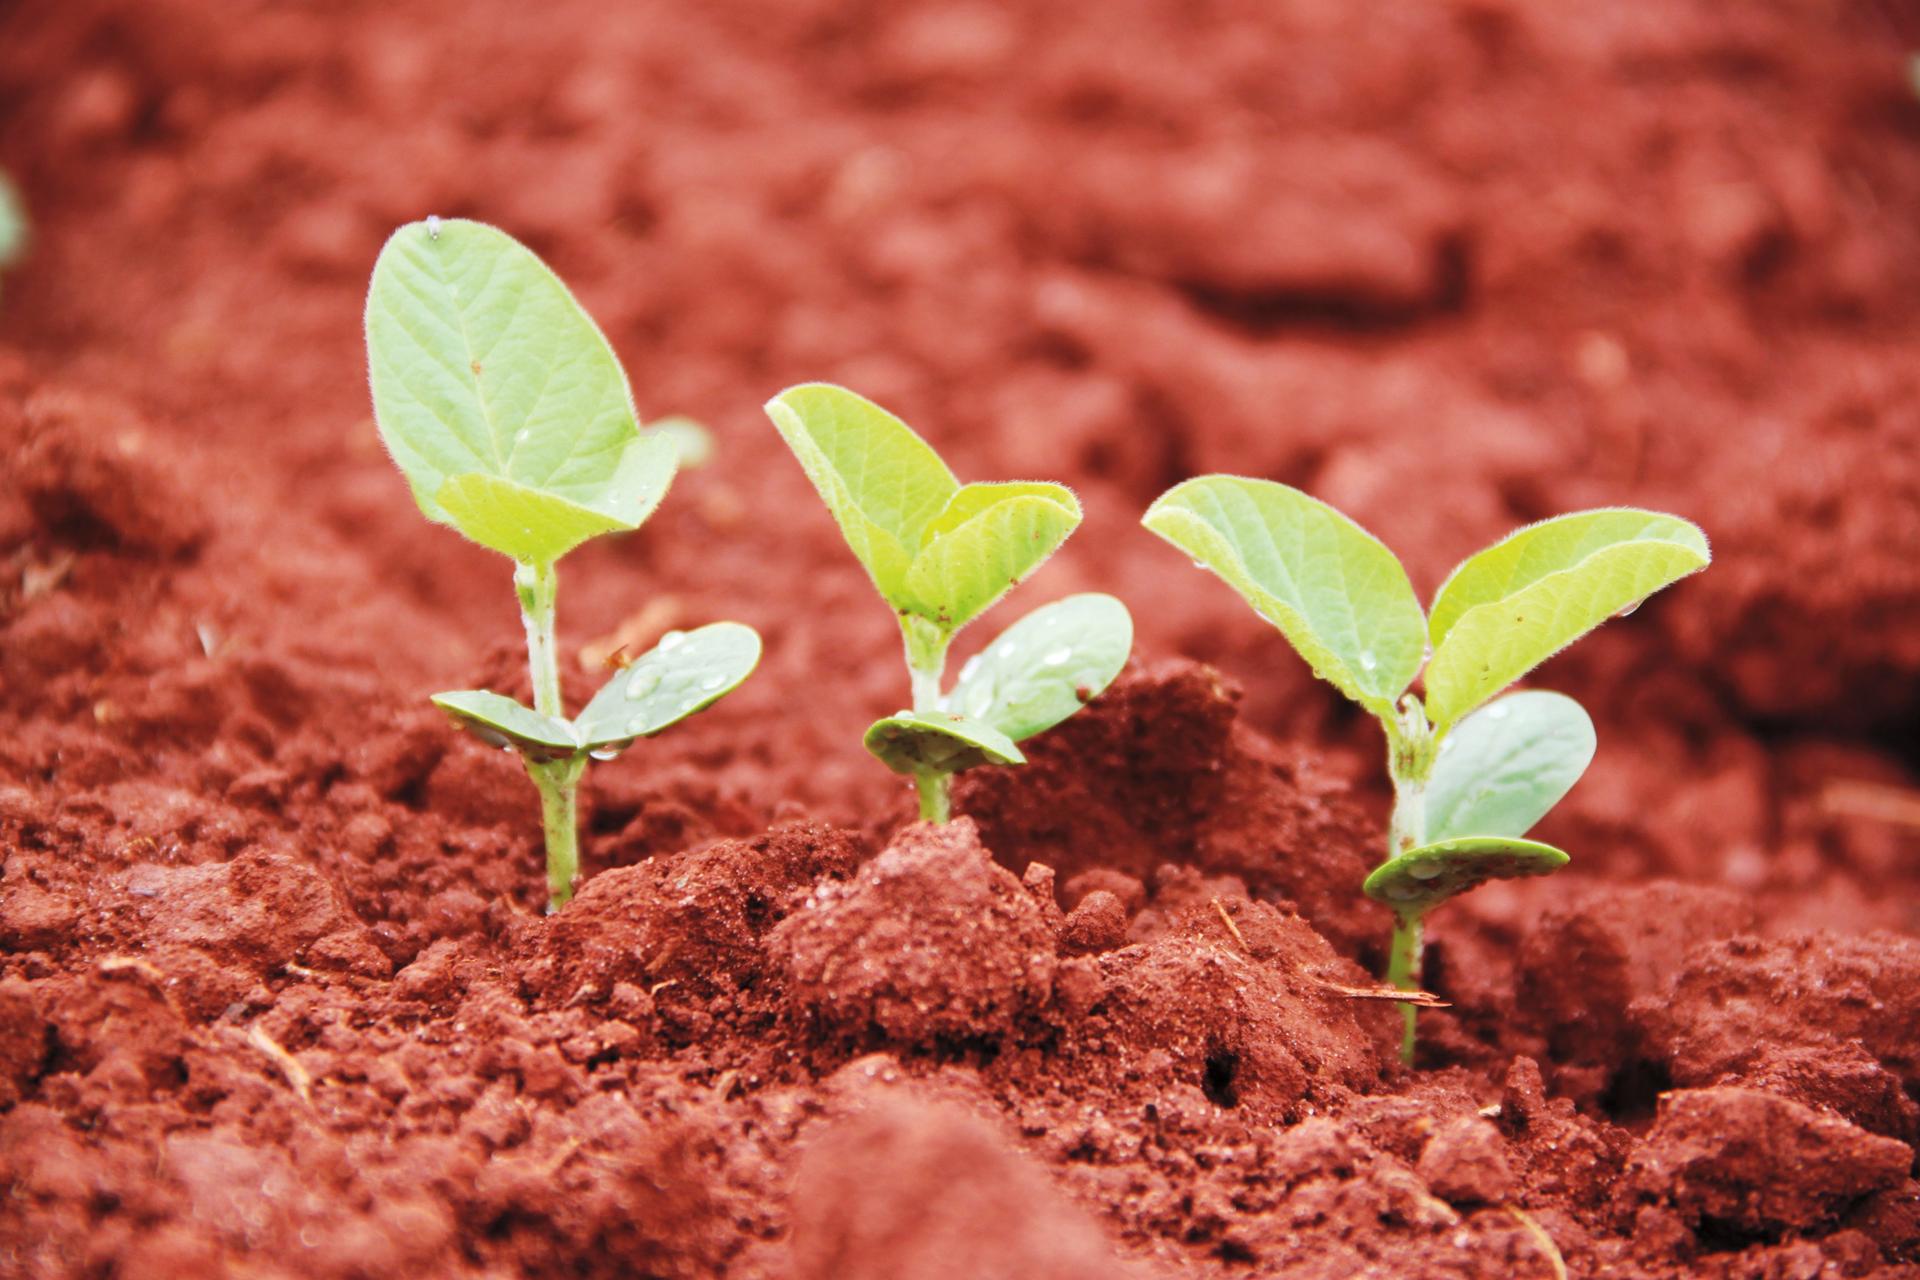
<box><xmin>0</xmin><ymin>170</ymin><xmax>28</xmax><ymax>302</ymax></box>
<box><xmin>766</xmin><ymin>384</ymin><xmax>1132</xmax><ymax>821</ymax></box>
<box><xmin>1144</xmin><ymin>477</ymin><xmax>1709</xmax><ymax>1061</ymax></box>
<box><xmin>366</xmin><ymin>218</ymin><xmax>760</xmax><ymax>911</ymax></box>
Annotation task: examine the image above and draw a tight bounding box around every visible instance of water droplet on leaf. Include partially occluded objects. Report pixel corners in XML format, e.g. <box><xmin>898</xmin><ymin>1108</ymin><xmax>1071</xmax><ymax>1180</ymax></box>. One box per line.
<box><xmin>957</xmin><ymin>655</ymin><xmax>982</xmax><ymax>683</ymax></box>
<box><xmin>1613</xmin><ymin>599</ymin><xmax>1643</xmax><ymax>618</ymax></box>
<box><xmin>426</xmin><ymin>215</ymin><xmax>441</xmax><ymax>239</ymax></box>
<box><xmin>658</xmin><ymin>630</ymin><xmax>687</xmax><ymax>651</ymax></box>
<box><xmin>1359</xmin><ymin>650</ymin><xmax>1378</xmax><ymax>672</ymax></box>
<box><xmin>998</xmin><ymin>643</ymin><xmax>1016</xmax><ymax>658</ymax></box>
<box><xmin>625</xmin><ymin>666</ymin><xmax>663</xmax><ymax>699</ymax></box>
<box><xmin>589</xmin><ymin>748</ymin><xmax>619</xmax><ymax>761</ymax></box>
<box><xmin>1486</xmin><ymin>703</ymin><xmax>1510</xmax><ymax>720</ymax></box>
<box><xmin>699</xmin><ymin>673</ymin><xmax>726</xmax><ymax>691</ymax></box>
<box><xmin>626</xmin><ymin>716</ymin><xmax>649</xmax><ymax>735</ymax></box>
<box><xmin>1408</xmin><ymin>861</ymin><xmax>1444</xmax><ymax>880</ymax></box>
<box><xmin>1043</xmin><ymin>648</ymin><xmax>1072</xmax><ymax>666</ymax></box>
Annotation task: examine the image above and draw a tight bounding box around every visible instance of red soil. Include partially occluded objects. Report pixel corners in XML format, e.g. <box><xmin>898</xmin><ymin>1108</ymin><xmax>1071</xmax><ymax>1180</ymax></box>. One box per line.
<box><xmin>2</xmin><ymin>0</ymin><xmax>1920</xmax><ymax>1276</ymax></box>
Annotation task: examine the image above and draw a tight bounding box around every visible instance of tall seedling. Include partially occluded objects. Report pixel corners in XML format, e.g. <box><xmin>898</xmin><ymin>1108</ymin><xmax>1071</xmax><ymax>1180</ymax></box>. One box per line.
<box><xmin>366</xmin><ymin>219</ymin><xmax>760</xmax><ymax>910</ymax></box>
<box><xmin>1144</xmin><ymin>477</ymin><xmax>1708</xmax><ymax>1061</ymax></box>
<box><xmin>766</xmin><ymin>384</ymin><xmax>1132</xmax><ymax>821</ymax></box>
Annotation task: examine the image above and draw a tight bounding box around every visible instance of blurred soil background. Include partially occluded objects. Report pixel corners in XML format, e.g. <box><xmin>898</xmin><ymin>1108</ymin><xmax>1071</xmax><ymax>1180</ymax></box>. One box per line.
<box><xmin>2</xmin><ymin>0</ymin><xmax>1920</xmax><ymax>1277</ymax></box>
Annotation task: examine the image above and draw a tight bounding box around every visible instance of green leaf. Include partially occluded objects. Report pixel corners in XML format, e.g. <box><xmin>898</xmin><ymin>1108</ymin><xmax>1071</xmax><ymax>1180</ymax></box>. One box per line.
<box><xmin>573</xmin><ymin>622</ymin><xmax>761</xmax><ymax>749</ymax></box>
<box><xmin>1362</xmin><ymin>836</ymin><xmax>1569</xmax><ymax>918</ymax></box>
<box><xmin>1142</xmin><ymin>476</ymin><xmax>1426</xmax><ymax>718</ymax></box>
<box><xmin>904</xmin><ymin>483</ymin><xmax>1082</xmax><ymax>635</ymax></box>
<box><xmin>366</xmin><ymin>218</ymin><xmax>668</xmax><ymax>563</ymax></box>
<box><xmin>432</xmin><ymin>689</ymin><xmax>578</xmax><ymax>761</ymax></box>
<box><xmin>863</xmin><ymin>711</ymin><xmax>1024</xmax><ymax>777</ymax></box>
<box><xmin>1426</xmin><ymin>691</ymin><xmax>1595</xmax><ymax>842</ymax></box>
<box><xmin>948</xmin><ymin>594</ymin><xmax>1132</xmax><ymax>742</ymax></box>
<box><xmin>764</xmin><ymin>383</ymin><xmax>957</xmax><ymax>607</ymax></box>
<box><xmin>1424</xmin><ymin>509</ymin><xmax>1710</xmax><ymax>726</ymax></box>
<box><xmin>0</xmin><ymin>170</ymin><xmax>27</xmax><ymax>270</ymax></box>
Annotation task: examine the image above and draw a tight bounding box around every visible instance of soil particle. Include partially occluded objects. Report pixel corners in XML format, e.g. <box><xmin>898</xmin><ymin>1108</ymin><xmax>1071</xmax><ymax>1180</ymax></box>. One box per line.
<box><xmin>771</xmin><ymin>817</ymin><xmax>1058</xmax><ymax>1052</ymax></box>
<box><xmin>1417</xmin><ymin>1115</ymin><xmax>1515</xmax><ymax>1207</ymax></box>
<box><xmin>1627</xmin><ymin>1087</ymin><xmax>1915</xmax><ymax>1237</ymax></box>
<box><xmin>1059</xmin><ymin>887</ymin><xmax>1128</xmax><ymax>956</ymax></box>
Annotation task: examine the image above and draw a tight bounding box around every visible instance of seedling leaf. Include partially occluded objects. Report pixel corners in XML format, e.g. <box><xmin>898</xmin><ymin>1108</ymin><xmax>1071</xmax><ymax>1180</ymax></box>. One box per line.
<box><xmin>949</xmin><ymin>593</ymin><xmax>1132</xmax><ymax>742</ymax></box>
<box><xmin>764</xmin><ymin>383</ymin><xmax>957</xmax><ymax>607</ymax></box>
<box><xmin>432</xmin><ymin>690</ymin><xmax>577</xmax><ymax>759</ymax></box>
<box><xmin>1426</xmin><ymin>691</ymin><xmax>1595</xmax><ymax>842</ymax></box>
<box><xmin>1424</xmin><ymin>509</ymin><xmax>1710</xmax><ymax>726</ymax></box>
<box><xmin>367</xmin><ymin>218</ymin><xmax>664</xmax><ymax>563</ymax></box>
<box><xmin>1142</xmin><ymin>476</ymin><xmax>1426</xmax><ymax>717</ymax></box>
<box><xmin>1363</xmin><ymin>836</ymin><xmax>1569</xmax><ymax>918</ymax></box>
<box><xmin>574</xmin><ymin>622</ymin><xmax>761</xmax><ymax>748</ymax></box>
<box><xmin>864</xmin><ymin>712</ymin><xmax>1025</xmax><ymax>776</ymax></box>
<box><xmin>904</xmin><ymin>484</ymin><xmax>1082</xmax><ymax>636</ymax></box>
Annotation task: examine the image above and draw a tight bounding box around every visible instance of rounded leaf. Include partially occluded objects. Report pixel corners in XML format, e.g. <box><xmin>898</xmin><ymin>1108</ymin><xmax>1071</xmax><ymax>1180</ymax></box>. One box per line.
<box><xmin>367</xmin><ymin>218</ymin><xmax>670</xmax><ymax>563</ymax></box>
<box><xmin>947</xmin><ymin>594</ymin><xmax>1132</xmax><ymax>742</ymax></box>
<box><xmin>432</xmin><ymin>689</ymin><xmax>578</xmax><ymax>761</ymax></box>
<box><xmin>1363</xmin><ymin>836</ymin><xmax>1569</xmax><ymax>919</ymax></box>
<box><xmin>573</xmin><ymin>622</ymin><xmax>761</xmax><ymax>749</ymax></box>
<box><xmin>863</xmin><ymin>711</ymin><xmax>1025</xmax><ymax>777</ymax></box>
<box><xmin>904</xmin><ymin>483</ymin><xmax>1082</xmax><ymax>636</ymax></box>
<box><xmin>1142</xmin><ymin>476</ymin><xmax>1425</xmax><ymax>717</ymax></box>
<box><xmin>1426</xmin><ymin>691</ymin><xmax>1595</xmax><ymax>843</ymax></box>
<box><xmin>1424</xmin><ymin>508</ymin><xmax>1709</xmax><ymax>726</ymax></box>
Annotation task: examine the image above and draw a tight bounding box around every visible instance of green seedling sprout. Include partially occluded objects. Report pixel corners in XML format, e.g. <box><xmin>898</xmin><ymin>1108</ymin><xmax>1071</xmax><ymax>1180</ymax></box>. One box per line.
<box><xmin>1143</xmin><ymin>477</ymin><xmax>1709</xmax><ymax>1062</ymax></box>
<box><xmin>0</xmin><ymin>170</ymin><xmax>28</xmax><ymax>302</ymax></box>
<box><xmin>766</xmin><ymin>384</ymin><xmax>1133</xmax><ymax>822</ymax></box>
<box><xmin>366</xmin><ymin>218</ymin><xmax>760</xmax><ymax>911</ymax></box>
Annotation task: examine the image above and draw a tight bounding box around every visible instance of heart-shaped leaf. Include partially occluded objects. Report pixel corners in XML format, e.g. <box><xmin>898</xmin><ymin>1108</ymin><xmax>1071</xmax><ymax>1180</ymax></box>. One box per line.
<box><xmin>904</xmin><ymin>483</ymin><xmax>1081</xmax><ymax>636</ymax></box>
<box><xmin>947</xmin><ymin>593</ymin><xmax>1132</xmax><ymax>742</ymax></box>
<box><xmin>1426</xmin><ymin>691</ymin><xmax>1596</xmax><ymax>843</ymax></box>
<box><xmin>1424</xmin><ymin>509</ymin><xmax>1709</xmax><ymax>727</ymax></box>
<box><xmin>1363</xmin><ymin>836</ymin><xmax>1569</xmax><ymax>918</ymax></box>
<box><xmin>432</xmin><ymin>689</ymin><xmax>578</xmax><ymax>760</ymax></box>
<box><xmin>864</xmin><ymin>711</ymin><xmax>1024</xmax><ymax>777</ymax></box>
<box><xmin>573</xmin><ymin>622</ymin><xmax>762</xmax><ymax>749</ymax></box>
<box><xmin>764</xmin><ymin>383</ymin><xmax>958</xmax><ymax>608</ymax></box>
<box><xmin>1143</xmin><ymin>476</ymin><xmax>1426</xmax><ymax>719</ymax></box>
<box><xmin>367</xmin><ymin>218</ymin><xmax>674</xmax><ymax>564</ymax></box>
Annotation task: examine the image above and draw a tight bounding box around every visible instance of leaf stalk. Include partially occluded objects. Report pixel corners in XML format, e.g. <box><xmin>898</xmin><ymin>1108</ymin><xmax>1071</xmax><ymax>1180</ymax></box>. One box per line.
<box><xmin>516</xmin><ymin>559</ymin><xmax>582</xmax><ymax>910</ymax></box>
<box><xmin>906</xmin><ymin>628</ymin><xmax>953</xmax><ymax>823</ymax></box>
<box><xmin>1383</xmin><ymin>695</ymin><xmax>1437</xmax><ymax>1063</ymax></box>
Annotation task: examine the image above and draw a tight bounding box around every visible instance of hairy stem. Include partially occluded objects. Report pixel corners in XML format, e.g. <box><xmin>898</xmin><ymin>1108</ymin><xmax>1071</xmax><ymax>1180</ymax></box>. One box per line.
<box><xmin>516</xmin><ymin>560</ymin><xmax>583</xmax><ymax>911</ymax></box>
<box><xmin>1386</xmin><ymin>912</ymin><xmax>1425</xmax><ymax>1065</ymax></box>
<box><xmin>906</xmin><ymin>629</ymin><xmax>951</xmax><ymax>824</ymax></box>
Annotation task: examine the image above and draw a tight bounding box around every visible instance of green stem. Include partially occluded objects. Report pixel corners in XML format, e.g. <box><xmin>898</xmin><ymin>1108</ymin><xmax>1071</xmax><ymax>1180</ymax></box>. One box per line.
<box><xmin>906</xmin><ymin>628</ymin><xmax>952</xmax><ymax>824</ymax></box>
<box><xmin>515</xmin><ymin>560</ymin><xmax>583</xmax><ymax>911</ymax></box>
<box><xmin>1386</xmin><ymin>912</ymin><xmax>1425</xmax><ymax>1065</ymax></box>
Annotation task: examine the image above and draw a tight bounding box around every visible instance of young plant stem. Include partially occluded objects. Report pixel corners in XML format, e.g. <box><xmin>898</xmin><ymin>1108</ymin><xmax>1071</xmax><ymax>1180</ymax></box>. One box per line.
<box><xmin>516</xmin><ymin>561</ymin><xmax>583</xmax><ymax>911</ymax></box>
<box><xmin>907</xmin><ymin>634</ymin><xmax>951</xmax><ymax>824</ymax></box>
<box><xmin>1383</xmin><ymin>697</ymin><xmax>1437</xmax><ymax>1064</ymax></box>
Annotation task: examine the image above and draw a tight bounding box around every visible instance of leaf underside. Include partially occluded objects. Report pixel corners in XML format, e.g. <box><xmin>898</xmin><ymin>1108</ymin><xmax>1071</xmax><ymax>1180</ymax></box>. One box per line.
<box><xmin>431</xmin><ymin>689</ymin><xmax>576</xmax><ymax>761</ymax></box>
<box><xmin>1425</xmin><ymin>690</ymin><xmax>1596</xmax><ymax>843</ymax></box>
<box><xmin>1424</xmin><ymin>509</ymin><xmax>1710</xmax><ymax>726</ymax></box>
<box><xmin>765</xmin><ymin>384</ymin><xmax>1081</xmax><ymax>641</ymax></box>
<box><xmin>864</xmin><ymin>711</ymin><xmax>1024</xmax><ymax>776</ymax></box>
<box><xmin>1142</xmin><ymin>476</ymin><xmax>1425</xmax><ymax>718</ymax></box>
<box><xmin>948</xmin><ymin>593</ymin><xmax>1133</xmax><ymax>743</ymax></box>
<box><xmin>574</xmin><ymin>622</ymin><xmax>762</xmax><ymax>748</ymax></box>
<box><xmin>367</xmin><ymin>218</ymin><xmax>673</xmax><ymax>563</ymax></box>
<box><xmin>1363</xmin><ymin>836</ymin><xmax>1569</xmax><ymax>918</ymax></box>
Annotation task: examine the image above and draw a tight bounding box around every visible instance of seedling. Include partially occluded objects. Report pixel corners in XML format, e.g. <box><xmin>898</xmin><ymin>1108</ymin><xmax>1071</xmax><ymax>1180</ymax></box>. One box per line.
<box><xmin>365</xmin><ymin>218</ymin><xmax>760</xmax><ymax>910</ymax></box>
<box><xmin>766</xmin><ymin>384</ymin><xmax>1132</xmax><ymax>821</ymax></box>
<box><xmin>1144</xmin><ymin>477</ymin><xmax>1709</xmax><ymax>1060</ymax></box>
<box><xmin>0</xmin><ymin>170</ymin><xmax>27</xmax><ymax>302</ymax></box>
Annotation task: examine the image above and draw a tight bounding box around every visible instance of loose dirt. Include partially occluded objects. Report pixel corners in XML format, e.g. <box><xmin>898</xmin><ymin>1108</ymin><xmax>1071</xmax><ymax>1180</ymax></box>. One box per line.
<box><xmin>2</xmin><ymin>0</ymin><xmax>1919</xmax><ymax>1276</ymax></box>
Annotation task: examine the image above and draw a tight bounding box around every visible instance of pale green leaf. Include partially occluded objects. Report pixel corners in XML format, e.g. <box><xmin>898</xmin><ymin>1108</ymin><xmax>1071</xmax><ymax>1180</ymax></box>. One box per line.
<box><xmin>437</xmin><ymin>472</ymin><xmax>626</xmax><ymax>565</ymax></box>
<box><xmin>1362</xmin><ymin>836</ymin><xmax>1569</xmax><ymax>918</ymax></box>
<box><xmin>1142</xmin><ymin>476</ymin><xmax>1425</xmax><ymax>717</ymax></box>
<box><xmin>904</xmin><ymin>485</ymin><xmax>1081</xmax><ymax>635</ymax></box>
<box><xmin>432</xmin><ymin>689</ymin><xmax>577</xmax><ymax>760</ymax></box>
<box><xmin>764</xmin><ymin>383</ymin><xmax>957</xmax><ymax>607</ymax></box>
<box><xmin>1426</xmin><ymin>691</ymin><xmax>1595</xmax><ymax>842</ymax></box>
<box><xmin>948</xmin><ymin>594</ymin><xmax>1132</xmax><ymax>742</ymax></box>
<box><xmin>1424</xmin><ymin>509</ymin><xmax>1710</xmax><ymax>726</ymax></box>
<box><xmin>573</xmin><ymin>622</ymin><xmax>761</xmax><ymax>748</ymax></box>
<box><xmin>864</xmin><ymin>711</ymin><xmax>1025</xmax><ymax>777</ymax></box>
<box><xmin>367</xmin><ymin>218</ymin><xmax>659</xmax><ymax>561</ymax></box>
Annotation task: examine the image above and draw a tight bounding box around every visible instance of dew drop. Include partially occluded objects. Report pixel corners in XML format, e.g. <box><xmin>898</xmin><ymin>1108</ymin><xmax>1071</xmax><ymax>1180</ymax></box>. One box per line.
<box><xmin>1043</xmin><ymin>648</ymin><xmax>1072</xmax><ymax>666</ymax></box>
<box><xmin>699</xmin><ymin>673</ymin><xmax>726</xmax><ymax>691</ymax></box>
<box><xmin>1387</xmin><ymin>883</ymin><xmax>1423</xmax><ymax>901</ymax></box>
<box><xmin>957</xmin><ymin>655</ymin><xmax>982</xmax><ymax>683</ymax></box>
<box><xmin>589</xmin><ymin>748</ymin><xmax>620</xmax><ymax>761</ymax></box>
<box><xmin>1612</xmin><ymin>599</ymin><xmax>1643</xmax><ymax>618</ymax></box>
<box><xmin>426</xmin><ymin>215</ymin><xmax>442</xmax><ymax>239</ymax></box>
<box><xmin>514</xmin><ymin>428</ymin><xmax>530</xmax><ymax>443</ymax></box>
<box><xmin>626</xmin><ymin>716</ymin><xmax>650</xmax><ymax>735</ymax></box>
<box><xmin>1191</xmin><ymin>560</ymin><xmax>1209</xmax><ymax>571</ymax></box>
<box><xmin>1486</xmin><ymin>702</ymin><xmax>1510</xmax><ymax>720</ymax></box>
<box><xmin>625</xmin><ymin>666</ymin><xmax>663</xmax><ymax>699</ymax></box>
<box><xmin>998</xmin><ymin>643</ymin><xmax>1016</xmax><ymax>658</ymax></box>
<box><xmin>1408</xmin><ymin>861</ymin><xmax>1444</xmax><ymax>880</ymax></box>
<box><xmin>658</xmin><ymin>630</ymin><xmax>687</xmax><ymax>651</ymax></box>
<box><xmin>1359</xmin><ymin>650</ymin><xmax>1378</xmax><ymax>672</ymax></box>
